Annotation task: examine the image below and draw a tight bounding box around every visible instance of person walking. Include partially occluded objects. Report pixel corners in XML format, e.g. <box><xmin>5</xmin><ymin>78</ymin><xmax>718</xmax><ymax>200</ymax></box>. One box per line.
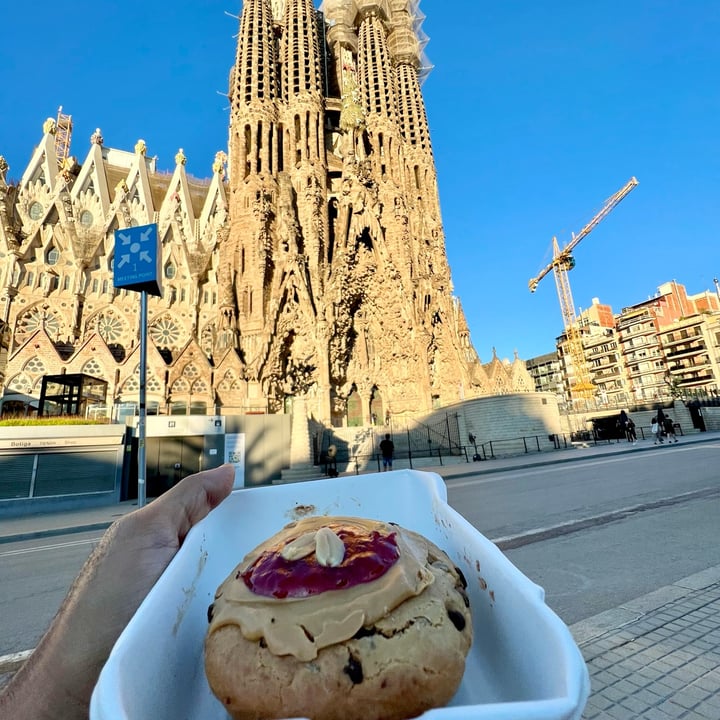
<box><xmin>626</xmin><ymin>418</ymin><xmax>637</xmax><ymax>444</ymax></box>
<box><xmin>656</xmin><ymin>406</ymin><xmax>667</xmax><ymax>439</ymax></box>
<box><xmin>379</xmin><ymin>433</ymin><xmax>394</xmax><ymax>471</ymax></box>
<box><xmin>663</xmin><ymin>416</ymin><xmax>679</xmax><ymax>443</ymax></box>
<box><xmin>651</xmin><ymin>417</ymin><xmax>664</xmax><ymax>445</ymax></box>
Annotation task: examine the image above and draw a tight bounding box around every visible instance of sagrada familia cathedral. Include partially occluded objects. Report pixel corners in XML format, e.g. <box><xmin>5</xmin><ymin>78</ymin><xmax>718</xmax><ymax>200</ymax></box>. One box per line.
<box><xmin>0</xmin><ymin>0</ymin><xmax>533</xmax><ymax>426</ymax></box>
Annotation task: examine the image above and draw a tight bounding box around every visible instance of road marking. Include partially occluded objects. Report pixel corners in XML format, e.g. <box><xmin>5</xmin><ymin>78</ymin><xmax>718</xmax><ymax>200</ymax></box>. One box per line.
<box><xmin>490</xmin><ymin>485</ymin><xmax>720</xmax><ymax>550</ymax></box>
<box><xmin>445</xmin><ymin>443</ymin><xmax>720</xmax><ymax>489</ymax></box>
<box><xmin>0</xmin><ymin>537</ymin><xmax>101</xmax><ymax>558</ymax></box>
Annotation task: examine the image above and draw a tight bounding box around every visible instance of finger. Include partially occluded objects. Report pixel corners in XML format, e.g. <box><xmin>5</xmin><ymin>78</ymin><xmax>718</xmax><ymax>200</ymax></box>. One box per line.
<box><xmin>147</xmin><ymin>464</ymin><xmax>235</xmax><ymax>542</ymax></box>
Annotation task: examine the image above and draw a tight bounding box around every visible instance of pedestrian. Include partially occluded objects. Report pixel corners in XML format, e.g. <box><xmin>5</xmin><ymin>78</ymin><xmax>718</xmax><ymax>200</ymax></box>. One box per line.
<box><xmin>618</xmin><ymin>409</ymin><xmax>629</xmax><ymax>440</ymax></box>
<box><xmin>626</xmin><ymin>418</ymin><xmax>637</xmax><ymax>444</ymax></box>
<box><xmin>379</xmin><ymin>433</ymin><xmax>394</xmax><ymax>471</ymax></box>
<box><xmin>651</xmin><ymin>416</ymin><xmax>664</xmax><ymax>445</ymax></box>
<box><xmin>656</xmin><ymin>406</ymin><xmax>667</xmax><ymax>437</ymax></box>
<box><xmin>663</xmin><ymin>416</ymin><xmax>679</xmax><ymax>443</ymax></box>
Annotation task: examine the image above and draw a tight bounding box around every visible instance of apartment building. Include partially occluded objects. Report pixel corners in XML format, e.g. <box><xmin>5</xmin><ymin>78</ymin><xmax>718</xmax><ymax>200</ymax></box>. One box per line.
<box><xmin>615</xmin><ymin>307</ymin><xmax>667</xmax><ymax>402</ymax></box>
<box><xmin>584</xmin><ymin>328</ymin><xmax>627</xmax><ymax>406</ymax></box>
<box><xmin>659</xmin><ymin>314</ymin><xmax>720</xmax><ymax>395</ymax></box>
<box><xmin>525</xmin><ymin>352</ymin><xmax>564</xmax><ymax>399</ymax></box>
<box><xmin>528</xmin><ymin>281</ymin><xmax>720</xmax><ymax>407</ymax></box>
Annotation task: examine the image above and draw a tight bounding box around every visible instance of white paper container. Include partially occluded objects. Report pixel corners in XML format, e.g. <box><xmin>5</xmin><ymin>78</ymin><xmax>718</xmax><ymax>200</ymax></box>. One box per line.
<box><xmin>91</xmin><ymin>470</ymin><xmax>590</xmax><ymax>720</ymax></box>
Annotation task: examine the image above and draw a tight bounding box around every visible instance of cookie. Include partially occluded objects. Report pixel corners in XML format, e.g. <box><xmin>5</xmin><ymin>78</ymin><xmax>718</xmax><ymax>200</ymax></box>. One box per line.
<box><xmin>204</xmin><ymin>516</ymin><xmax>472</xmax><ymax>720</ymax></box>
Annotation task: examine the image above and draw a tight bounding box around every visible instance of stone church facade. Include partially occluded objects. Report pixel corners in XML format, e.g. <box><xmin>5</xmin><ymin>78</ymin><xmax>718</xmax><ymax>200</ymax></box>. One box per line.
<box><xmin>0</xmin><ymin>0</ymin><xmax>533</xmax><ymax>425</ymax></box>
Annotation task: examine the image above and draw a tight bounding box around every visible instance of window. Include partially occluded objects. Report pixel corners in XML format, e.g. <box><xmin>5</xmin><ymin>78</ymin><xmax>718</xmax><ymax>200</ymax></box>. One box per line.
<box><xmin>150</xmin><ymin>317</ymin><xmax>181</xmax><ymax>347</ymax></box>
<box><xmin>46</xmin><ymin>247</ymin><xmax>60</xmax><ymax>265</ymax></box>
<box><xmin>165</xmin><ymin>263</ymin><xmax>176</xmax><ymax>279</ymax></box>
<box><xmin>79</xmin><ymin>210</ymin><xmax>94</xmax><ymax>228</ymax></box>
<box><xmin>29</xmin><ymin>201</ymin><xmax>44</xmax><ymax>221</ymax></box>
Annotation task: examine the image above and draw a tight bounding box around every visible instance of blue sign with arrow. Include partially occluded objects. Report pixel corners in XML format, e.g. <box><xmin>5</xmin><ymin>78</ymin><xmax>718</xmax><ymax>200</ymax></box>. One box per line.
<box><xmin>113</xmin><ymin>223</ymin><xmax>162</xmax><ymax>296</ymax></box>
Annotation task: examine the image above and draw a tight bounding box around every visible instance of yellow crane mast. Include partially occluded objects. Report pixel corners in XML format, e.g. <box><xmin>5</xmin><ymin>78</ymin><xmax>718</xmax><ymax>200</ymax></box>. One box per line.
<box><xmin>54</xmin><ymin>106</ymin><xmax>73</xmax><ymax>170</ymax></box>
<box><xmin>528</xmin><ymin>177</ymin><xmax>639</xmax><ymax>400</ymax></box>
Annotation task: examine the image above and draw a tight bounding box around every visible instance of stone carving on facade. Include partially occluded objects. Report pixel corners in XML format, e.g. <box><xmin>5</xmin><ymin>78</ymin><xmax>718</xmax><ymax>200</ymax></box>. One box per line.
<box><xmin>212</xmin><ymin>151</ymin><xmax>227</xmax><ymax>178</ymax></box>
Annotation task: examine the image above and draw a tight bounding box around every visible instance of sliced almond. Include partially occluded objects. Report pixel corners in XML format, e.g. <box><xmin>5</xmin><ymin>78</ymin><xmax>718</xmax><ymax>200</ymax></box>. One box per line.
<box><xmin>315</xmin><ymin>527</ymin><xmax>345</xmax><ymax>567</ymax></box>
<box><xmin>280</xmin><ymin>531</ymin><xmax>317</xmax><ymax>561</ymax></box>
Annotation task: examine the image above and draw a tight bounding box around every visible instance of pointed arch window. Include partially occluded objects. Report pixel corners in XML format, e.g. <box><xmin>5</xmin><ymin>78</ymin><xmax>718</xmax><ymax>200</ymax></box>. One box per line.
<box><xmin>46</xmin><ymin>246</ymin><xmax>60</xmax><ymax>266</ymax></box>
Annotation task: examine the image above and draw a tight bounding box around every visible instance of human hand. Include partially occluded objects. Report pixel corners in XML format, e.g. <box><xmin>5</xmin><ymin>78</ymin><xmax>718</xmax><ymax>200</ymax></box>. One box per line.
<box><xmin>0</xmin><ymin>463</ymin><xmax>235</xmax><ymax>720</ymax></box>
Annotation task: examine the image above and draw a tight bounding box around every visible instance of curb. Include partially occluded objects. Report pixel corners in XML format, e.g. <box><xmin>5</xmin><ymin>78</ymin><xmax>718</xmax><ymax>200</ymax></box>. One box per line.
<box><xmin>0</xmin><ymin>522</ymin><xmax>114</xmax><ymax>546</ymax></box>
<box><xmin>435</xmin><ymin>433</ymin><xmax>717</xmax><ymax>482</ymax></box>
<box><xmin>570</xmin><ymin>564</ymin><xmax>720</xmax><ymax>646</ymax></box>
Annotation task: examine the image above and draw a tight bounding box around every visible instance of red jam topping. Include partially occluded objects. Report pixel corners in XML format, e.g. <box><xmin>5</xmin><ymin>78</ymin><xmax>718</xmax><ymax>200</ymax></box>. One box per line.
<box><xmin>241</xmin><ymin>528</ymin><xmax>399</xmax><ymax>599</ymax></box>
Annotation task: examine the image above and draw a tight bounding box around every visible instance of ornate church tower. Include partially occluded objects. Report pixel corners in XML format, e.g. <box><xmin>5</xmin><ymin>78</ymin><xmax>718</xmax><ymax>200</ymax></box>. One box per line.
<box><xmin>219</xmin><ymin>0</ymin><xmax>482</xmax><ymax>425</ymax></box>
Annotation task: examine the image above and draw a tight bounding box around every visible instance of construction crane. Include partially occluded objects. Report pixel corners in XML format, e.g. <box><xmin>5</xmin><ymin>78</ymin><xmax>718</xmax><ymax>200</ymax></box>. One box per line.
<box><xmin>528</xmin><ymin>177</ymin><xmax>639</xmax><ymax>400</ymax></box>
<box><xmin>54</xmin><ymin>106</ymin><xmax>73</xmax><ymax>171</ymax></box>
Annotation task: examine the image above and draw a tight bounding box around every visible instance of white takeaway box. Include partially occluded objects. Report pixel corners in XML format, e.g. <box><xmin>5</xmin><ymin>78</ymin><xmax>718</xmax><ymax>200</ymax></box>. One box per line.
<box><xmin>91</xmin><ymin>469</ymin><xmax>590</xmax><ymax>720</ymax></box>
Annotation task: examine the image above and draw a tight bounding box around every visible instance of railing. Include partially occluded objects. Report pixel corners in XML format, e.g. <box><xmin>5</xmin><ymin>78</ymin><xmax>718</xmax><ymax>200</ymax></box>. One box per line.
<box><xmin>319</xmin><ymin>432</ymin><xmax>564</xmax><ymax>473</ymax></box>
<box><xmin>559</xmin><ymin>424</ymin><xmax>685</xmax><ymax>446</ymax></box>
<box><xmin>320</xmin><ymin>445</ymin><xmax>471</xmax><ymax>476</ymax></box>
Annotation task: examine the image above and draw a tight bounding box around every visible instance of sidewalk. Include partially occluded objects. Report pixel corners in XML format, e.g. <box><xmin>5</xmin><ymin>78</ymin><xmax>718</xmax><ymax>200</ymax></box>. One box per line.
<box><xmin>572</xmin><ymin>565</ymin><xmax>720</xmax><ymax>719</ymax></box>
<box><xmin>2</xmin><ymin>431</ymin><xmax>719</xmax><ymax>717</ymax></box>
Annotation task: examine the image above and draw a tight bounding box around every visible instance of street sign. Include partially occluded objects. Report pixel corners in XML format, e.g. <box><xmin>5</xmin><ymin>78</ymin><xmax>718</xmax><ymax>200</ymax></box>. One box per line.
<box><xmin>113</xmin><ymin>223</ymin><xmax>162</xmax><ymax>296</ymax></box>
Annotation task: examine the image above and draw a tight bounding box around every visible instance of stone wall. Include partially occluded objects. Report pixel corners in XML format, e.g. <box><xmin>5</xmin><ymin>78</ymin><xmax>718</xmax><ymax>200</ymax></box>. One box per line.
<box><xmin>700</xmin><ymin>406</ymin><xmax>720</xmax><ymax>431</ymax></box>
<box><xmin>427</xmin><ymin>392</ymin><xmax>563</xmax><ymax>455</ymax></box>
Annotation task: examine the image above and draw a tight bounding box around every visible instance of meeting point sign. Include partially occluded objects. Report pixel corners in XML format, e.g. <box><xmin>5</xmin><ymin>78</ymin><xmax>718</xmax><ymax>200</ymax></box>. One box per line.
<box><xmin>113</xmin><ymin>223</ymin><xmax>162</xmax><ymax>296</ymax></box>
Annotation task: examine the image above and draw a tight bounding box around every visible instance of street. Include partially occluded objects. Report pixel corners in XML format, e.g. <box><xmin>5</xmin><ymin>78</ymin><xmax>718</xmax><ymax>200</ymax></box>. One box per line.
<box><xmin>1</xmin><ymin>441</ymin><xmax>719</xmax><ymax>658</ymax></box>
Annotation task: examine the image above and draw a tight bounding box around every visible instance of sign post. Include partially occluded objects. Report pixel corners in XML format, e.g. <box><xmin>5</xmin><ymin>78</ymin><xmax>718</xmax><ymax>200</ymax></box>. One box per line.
<box><xmin>113</xmin><ymin>223</ymin><xmax>162</xmax><ymax>507</ymax></box>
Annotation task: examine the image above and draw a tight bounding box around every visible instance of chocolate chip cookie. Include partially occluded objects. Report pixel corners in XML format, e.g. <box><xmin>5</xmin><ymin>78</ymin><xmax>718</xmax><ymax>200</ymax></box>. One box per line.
<box><xmin>204</xmin><ymin>517</ymin><xmax>472</xmax><ymax>720</ymax></box>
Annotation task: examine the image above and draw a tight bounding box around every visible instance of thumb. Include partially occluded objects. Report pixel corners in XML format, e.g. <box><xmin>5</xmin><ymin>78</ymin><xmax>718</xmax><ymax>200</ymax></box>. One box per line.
<box><xmin>146</xmin><ymin>464</ymin><xmax>236</xmax><ymax>544</ymax></box>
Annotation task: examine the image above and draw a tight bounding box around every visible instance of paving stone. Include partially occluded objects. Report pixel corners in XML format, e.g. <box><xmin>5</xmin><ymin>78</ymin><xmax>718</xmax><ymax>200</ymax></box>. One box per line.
<box><xmin>638</xmin><ymin>707</ymin><xmax>676</xmax><ymax>720</ymax></box>
<box><xmin>620</xmin><ymin>695</ymin><xmax>651</xmax><ymax>714</ymax></box>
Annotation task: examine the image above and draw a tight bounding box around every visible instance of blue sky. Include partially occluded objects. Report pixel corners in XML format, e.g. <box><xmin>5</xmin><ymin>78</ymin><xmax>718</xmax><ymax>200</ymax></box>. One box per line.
<box><xmin>1</xmin><ymin>1</ymin><xmax>719</xmax><ymax>362</ymax></box>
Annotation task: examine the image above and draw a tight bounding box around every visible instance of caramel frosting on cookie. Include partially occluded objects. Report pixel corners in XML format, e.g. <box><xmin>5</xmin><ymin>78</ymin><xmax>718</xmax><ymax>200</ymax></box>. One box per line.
<box><xmin>208</xmin><ymin>517</ymin><xmax>435</xmax><ymax>661</ymax></box>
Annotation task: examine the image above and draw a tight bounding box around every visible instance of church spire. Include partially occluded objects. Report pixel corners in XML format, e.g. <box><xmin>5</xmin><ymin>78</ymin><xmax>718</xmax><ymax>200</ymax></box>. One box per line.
<box><xmin>228</xmin><ymin>0</ymin><xmax>279</xmax><ymax>182</ymax></box>
<box><xmin>230</xmin><ymin>0</ymin><xmax>278</xmax><ymax>108</ymax></box>
<box><xmin>357</xmin><ymin>12</ymin><xmax>398</xmax><ymax>124</ymax></box>
<box><xmin>281</xmin><ymin>0</ymin><xmax>324</xmax><ymax>102</ymax></box>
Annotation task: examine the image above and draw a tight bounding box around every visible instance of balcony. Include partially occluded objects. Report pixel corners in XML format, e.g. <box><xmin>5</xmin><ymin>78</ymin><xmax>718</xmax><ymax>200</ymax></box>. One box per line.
<box><xmin>661</xmin><ymin>331</ymin><xmax>703</xmax><ymax>348</ymax></box>
<box><xmin>677</xmin><ymin>374</ymin><xmax>715</xmax><ymax>386</ymax></box>
<box><xmin>665</xmin><ymin>345</ymin><xmax>707</xmax><ymax>359</ymax></box>
<box><xmin>668</xmin><ymin>359</ymin><xmax>711</xmax><ymax>374</ymax></box>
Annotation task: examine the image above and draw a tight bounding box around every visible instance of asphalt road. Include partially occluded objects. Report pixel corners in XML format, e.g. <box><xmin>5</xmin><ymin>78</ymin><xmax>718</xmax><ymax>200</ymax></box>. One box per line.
<box><xmin>445</xmin><ymin>441</ymin><xmax>720</xmax><ymax>625</ymax></box>
<box><xmin>1</xmin><ymin>441</ymin><xmax>718</xmax><ymax>656</ymax></box>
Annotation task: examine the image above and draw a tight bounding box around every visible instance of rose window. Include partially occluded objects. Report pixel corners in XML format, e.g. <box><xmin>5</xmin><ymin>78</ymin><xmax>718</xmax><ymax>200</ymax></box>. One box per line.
<box><xmin>97</xmin><ymin>313</ymin><xmax>123</xmax><ymax>343</ymax></box>
<box><xmin>150</xmin><ymin>317</ymin><xmax>181</xmax><ymax>347</ymax></box>
<box><xmin>18</xmin><ymin>307</ymin><xmax>60</xmax><ymax>336</ymax></box>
